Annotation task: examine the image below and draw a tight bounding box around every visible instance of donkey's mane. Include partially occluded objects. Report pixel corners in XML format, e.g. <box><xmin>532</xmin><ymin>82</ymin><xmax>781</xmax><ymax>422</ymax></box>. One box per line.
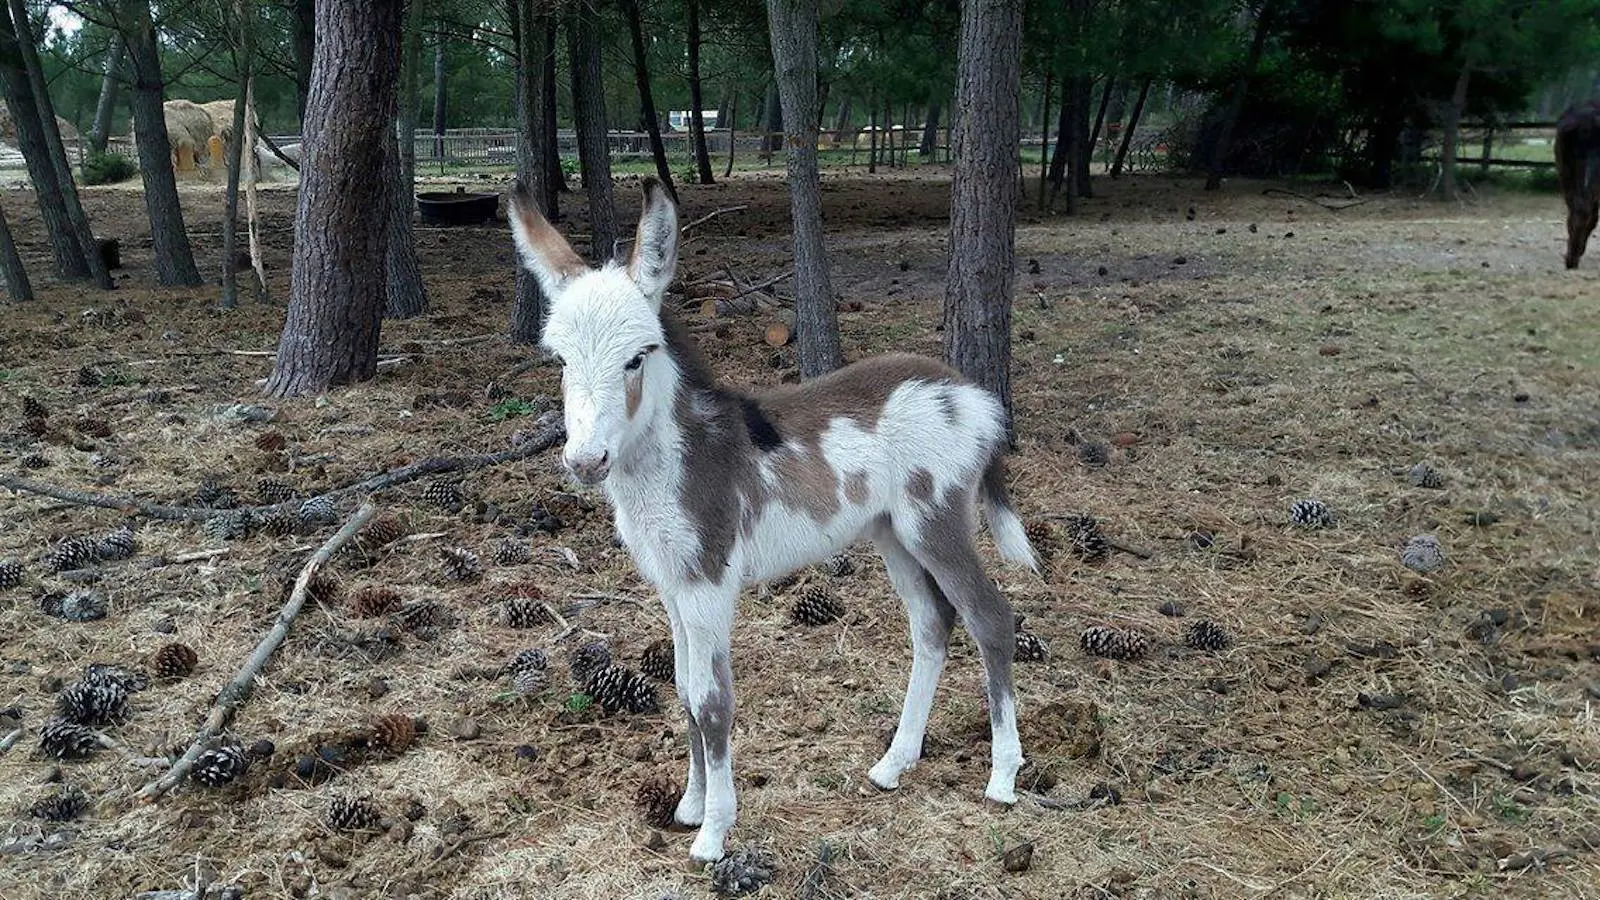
<box><xmin>658</xmin><ymin>306</ymin><xmax>783</xmax><ymax>452</ymax></box>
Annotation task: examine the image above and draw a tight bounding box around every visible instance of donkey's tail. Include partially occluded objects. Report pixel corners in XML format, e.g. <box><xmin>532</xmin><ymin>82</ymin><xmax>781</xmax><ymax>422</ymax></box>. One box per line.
<box><xmin>980</xmin><ymin>450</ymin><xmax>1038</xmax><ymax>572</ymax></box>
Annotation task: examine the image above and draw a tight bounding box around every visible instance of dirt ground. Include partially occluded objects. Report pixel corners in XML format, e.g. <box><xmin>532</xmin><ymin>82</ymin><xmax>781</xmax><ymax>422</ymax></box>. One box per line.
<box><xmin>1</xmin><ymin>167</ymin><xmax>1598</xmax><ymax>900</ymax></box>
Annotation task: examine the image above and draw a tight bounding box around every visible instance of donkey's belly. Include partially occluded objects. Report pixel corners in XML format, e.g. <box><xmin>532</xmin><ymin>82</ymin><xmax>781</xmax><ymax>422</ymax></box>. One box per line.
<box><xmin>738</xmin><ymin>503</ymin><xmax>879</xmax><ymax>584</ymax></box>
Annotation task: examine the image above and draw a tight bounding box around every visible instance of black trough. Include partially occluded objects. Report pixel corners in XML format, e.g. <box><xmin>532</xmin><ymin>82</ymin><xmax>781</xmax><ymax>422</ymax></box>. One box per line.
<box><xmin>416</xmin><ymin>190</ymin><xmax>500</xmax><ymax>226</ymax></box>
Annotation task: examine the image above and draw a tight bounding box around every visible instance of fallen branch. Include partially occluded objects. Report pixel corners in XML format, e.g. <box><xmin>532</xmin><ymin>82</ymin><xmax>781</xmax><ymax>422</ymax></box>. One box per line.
<box><xmin>137</xmin><ymin>503</ymin><xmax>376</xmax><ymax>801</ymax></box>
<box><xmin>726</xmin><ymin>268</ymin><xmax>794</xmax><ymax>303</ymax></box>
<box><xmin>151</xmin><ymin>548</ymin><xmax>231</xmax><ymax>566</ymax></box>
<box><xmin>418</xmin><ymin>830</ymin><xmax>508</xmax><ymax>876</ymax></box>
<box><xmin>679</xmin><ymin>204</ymin><xmax>748</xmax><ymax>235</ymax></box>
<box><xmin>1042</xmin><ymin>512</ymin><xmax>1155</xmax><ymax>560</ymax></box>
<box><xmin>0</xmin><ymin>422</ymin><xmax>565</xmax><ymax>523</ymax></box>
<box><xmin>1261</xmin><ymin>187</ymin><xmax>1370</xmax><ymax>211</ymax></box>
<box><xmin>0</xmin><ymin>726</ymin><xmax>22</xmax><ymax>753</ymax></box>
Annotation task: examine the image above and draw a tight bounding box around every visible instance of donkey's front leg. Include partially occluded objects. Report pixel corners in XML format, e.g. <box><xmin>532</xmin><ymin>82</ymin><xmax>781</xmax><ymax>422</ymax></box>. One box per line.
<box><xmin>672</xmin><ymin>580</ymin><xmax>740</xmax><ymax>863</ymax></box>
<box><xmin>660</xmin><ymin>597</ymin><xmax>707</xmax><ymax>826</ymax></box>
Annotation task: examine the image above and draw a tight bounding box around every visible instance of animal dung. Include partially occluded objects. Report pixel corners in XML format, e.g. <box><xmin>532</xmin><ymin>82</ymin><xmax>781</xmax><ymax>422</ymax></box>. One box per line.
<box><xmin>1184</xmin><ymin>620</ymin><xmax>1233</xmax><ymax>652</ymax></box>
<box><xmin>1401</xmin><ymin>534</ymin><xmax>1445</xmax><ymax>573</ymax></box>
<box><xmin>1080</xmin><ymin>625</ymin><xmax>1150</xmax><ymax>661</ymax></box>
<box><xmin>635</xmin><ymin>775</ymin><xmax>681</xmax><ymax>828</ymax></box>
<box><xmin>791</xmin><ymin>587</ymin><xmax>845</xmax><ymax>626</ymax></box>
<box><xmin>1289</xmin><ymin>498</ymin><xmax>1335</xmax><ymax>529</ymax></box>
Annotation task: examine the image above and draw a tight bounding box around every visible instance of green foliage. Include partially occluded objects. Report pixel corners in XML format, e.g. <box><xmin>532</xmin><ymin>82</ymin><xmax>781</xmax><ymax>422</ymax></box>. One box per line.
<box><xmin>489</xmin><ymin>397</ymin><xmax>536</xmax><ymax>421</ymax></box>
<box><xmin>80</xmin><ymin>150</ymin><xmax>136</xmax><ymax>185</ymax></box>
<box><xmin>564</xmin><ymin>693</ymin><xmax>594</xmax><ymax>713</ymax></box>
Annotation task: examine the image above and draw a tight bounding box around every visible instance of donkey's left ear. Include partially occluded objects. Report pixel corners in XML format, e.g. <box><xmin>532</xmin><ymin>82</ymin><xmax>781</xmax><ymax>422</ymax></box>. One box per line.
<box><xmin>508</xmin><ymin>180</ymin><xmax>588</xmax><ymax>298</ymax></box>
<box><xmin>627</xmin><ymin>178</ymin><xmax>678</xmax><ymax>309</ymax></box>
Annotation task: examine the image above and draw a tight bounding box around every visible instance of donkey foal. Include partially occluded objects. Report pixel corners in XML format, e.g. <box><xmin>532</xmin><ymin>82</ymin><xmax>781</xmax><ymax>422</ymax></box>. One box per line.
<box><xmin>508</xmin><ymin>179</ymin><xmax>1037</xmax><ymax>862</ymax></box>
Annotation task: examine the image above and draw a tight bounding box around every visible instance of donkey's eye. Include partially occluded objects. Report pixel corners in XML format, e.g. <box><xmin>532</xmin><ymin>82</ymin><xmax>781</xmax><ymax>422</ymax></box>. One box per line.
<box><xmin>624</xmin><ymin>353</ymin><xmax>645</xmax><ymax>372</ymax></box>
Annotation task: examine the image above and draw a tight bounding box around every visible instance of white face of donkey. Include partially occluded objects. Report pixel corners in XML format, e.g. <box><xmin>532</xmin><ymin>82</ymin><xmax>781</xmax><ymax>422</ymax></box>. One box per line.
<box><xmin>507</xmin><ymin>180</ymin><xmax>680</xmax><ymax>485</ymax></box>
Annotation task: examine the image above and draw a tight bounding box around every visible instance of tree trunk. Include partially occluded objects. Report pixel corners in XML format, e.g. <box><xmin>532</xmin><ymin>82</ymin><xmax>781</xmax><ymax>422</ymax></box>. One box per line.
<box><xmin>0</xmin><ymin>7</ymin><xmax>86</xmax><ymax>279</ymax></box>
<box><xmin>761</xmin><ymin>80</ymin><xmax>782</xmax><ymax>155</ymax></box>
<box><xmin>1036</xmin><ymin>73</ymin><xmax>1051</xmax><ymax>205</ymax></box>
<box><xmin>9</xmin><ymin>0</ymin><xmax>111</xmax><ymax>288</ymax></box>
<box><xmin>541</xmin><ymin>17</ymin><xmax>565</xmax><ymax>202</ymax></box>
<box><xmin>1204</xmin><ymin>0</ymin><xmax>1275</xmax><ymax>191</ymax></box>
<box><xmin>266</xmin><ymin>0</ymin><xmax>404</xmax><ymax>397</ymax></box>
<box><xmin>1110</xmin><ymin>77</ymin><xmax>1150</xmax><ymax>178</ymax></box>
<box><xmin>1045</xmin><ymin>90</ymin><xmax>1069</xmax><ymax>210</ymax></box>
<box><xmin>1088</xmin><ymin>73</ymin><xmax>1114</xmax><ymax>151</ymax></box>
<box><xmin>510</xmin><ymin>0</ymin><xmax>549</xmax><ymax>344</ymax></box>
<box><xmin>567</xmin><ymin>0</ymin><xmax>617</xmax><ymax>262</ymax></box>
<box><xmin>89</xmin><ymin>38</ymin><xmax>125</xmax><ymax>154</ymax></box>
<box><xmin>221</xmin><ymin>0</ymin><xmax>253</xmax><ymax>310</ymax></box>
<box><xmin>292</xmin><ymin>0</ymin><xmax>314</xmax><ymax>126</ymax></box>
<box><xmin>0</xmin><ymin>197</ymin><xmax>31</xmax><ymax>302</ymax></box>
<box><xmin>686</xmin><ymin>0</ymin><xmax>715</xmax><ymax>184</ymax></box>
<box><xmin>1437</xmin><ymin>62</ymin><xmax>1471</xmax><ymax>201</ymax></box>
<box><xmin>832</xmin><ymin>93</ymin><xmax>853</xmax><ymax>146</ymax></box>
<box><xmin>944</xmin><ymin>0</ymin><xmax>1022</xmax><ymax>428</ymax></box>
<box><xmin>385</xmin><ymin>0</ymin><xmax>429</xmax><ymax>320</ymax></box>
<box><xmin>919</xmin><ymin>98</ymin><xmax>941</xmax><ymax>156</ymax></box>
<box><xmin>766</xmin><ymin>0</ymin><xmax>844</xmax><ymax>378</ymax></box>
<box><xmin>122</xmin><ymin>0</ymin><xmax>202</xmax><ymax>286</ymax></box>
<box><xmin>867</xmin><ymin>92</ymin><xmax>877</xmax><ymax>173</ymax></box>
<box><xmin>1071</xmin><ymin>74</ymin><xmax>1092</xmax><ymax>198</ymax></box>
<box><xmin>621</xmin><ymin>0</ymin><xmax>676</xmax><ymax>199</ymax></box>
<box><xmin>723</xmin><ymin>88</ymin><xmax>737</xmax><ymax>177</ymax></box>
<box><xmin>432</xmin><ymin>27</ymin><xmax>447</xmax><ymax>159</ymax></box>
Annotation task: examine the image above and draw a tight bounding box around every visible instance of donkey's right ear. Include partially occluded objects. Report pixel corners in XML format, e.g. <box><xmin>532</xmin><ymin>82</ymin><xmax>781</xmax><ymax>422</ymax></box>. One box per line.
<box><xmin>507</xmin><ymin>181</ymin><xmax>588</xmax><ymax>297</ymax></box>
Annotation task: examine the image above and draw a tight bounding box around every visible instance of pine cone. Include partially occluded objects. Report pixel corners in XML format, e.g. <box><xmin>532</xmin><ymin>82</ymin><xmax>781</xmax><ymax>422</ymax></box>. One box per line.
<box><xmin>75</xmin><ymin>418</ymin><xmax>113</xmax><ymax>439</ymax></box>
<box><xmin>764</xmin><ymin>572</ymin><xmax>801</xmax><ymax>595</ymax></box>
<box><xmin>260</xmin><ymin>510</ymin><xmax>299</xmax><ymax>537</ymax></box>
<box><xmin>360</xmin><ymin>514</ymin><xmax>408</xmax><ymax>548</ymax></box>
<box><xmin>791</xmin><ymin>588</ymin><xmax>845</xmax><ymax>626</ymax></box>
<box><xmin>298</xmin><ymin>495</ymin><xmax>338</xmax><ymax>527</ymax></box>
<box><xmin>394</xmin><ymin>600</ymin><xmax>451</xmax><ymax>632</ymax></box>
<box><xmin>512</xmin><ymin>667</ymin><xmax>548</xmax><ymax>695</ymax></box>
<box><xmin>350</xmin><ymin>586</ymin><xmax>403</xmax><ymax>618</ymax></box>
<box><xmin>421</xmin><ymin>481</ymin><xmax>465</xmax><ymax>513</ymax></box>
<box><xmin>28</xmin><ymin>786</ymin><xmax>88</xmax><ymax>822</ymax></box>
<box><xmin>41</xmin><ymin>536</ymin><xmax>100</xmax><ymax>573</ymax></box>
<box><xmin>1289</xmin><ymin>498</ymin><xmax>1334</xmax><ymax>529</ymax></box>
<box><xmin>151</xmin><ymin>642</ymin><xmax>199</xmax><ymax>679</ymax></box>
<box><xmin>1079</xmin><ymin>441</ymin><xmax>1111</xmax><ymax>468</ymax></box>
<box><xmin>254</xmin><ymin>431</ymin><xmax>287</xmax><ymax>453</ymax></box>
<box><xmin>21</xmin><ymin>416</ymin><xmax>49</xmax><ymax>438</ymax></box>
<box><xmin>820</xmin><ymin>553</ymin><xmax>856</xmax><ymax>577</ymax></box>
<box><xmin>570</xmin><ymin>640</ymin><xmax>613</xmax><ymax>685</ymax></box>
<box><xmin>1065</xmin><ymin>515</ymin><xmax>1110</xmax><ymax>562</ymax></box>
<box><xmin>1408</xmin><ymin>462</ymin><xmax>1444</xmax><ymax>489</ymax></box>
<box><xmin>584</xmin><ymin>665</ymin><xmax>659</xmax><ymax>714</ymax></box>
<box><xmin>1184</xmin><ymin>620</ymin><xmax>1233</xmax><ymax>652</ymax></box>
<box><xmin>639</xmin><ymin>639</ymin><xmax>674</xmax><ymax>683</ymax></box>
<box><xmin>1015</xmin><ymin>630</ymin><xmax>1050</xmax><ymax>663</ymax></box>
<box><xmin>326</xmin><ymin>796</ymin><xmax>383</xmax><ymax>832</ymax></box>
<box><xmin>0</xmin><ymin>559</ymin><xmax>23</xmax><ymax>590</ymax></box>
<box><xmin>305</xmin><ymin>571</ymin><xmax>343</xmax><ymax>606</ymax></box>
<box><xmin>18</xmin><ymin>453</ymin><xmax>49</xmax><ymax>469</ymax></box>
<box><xmin>41</xmin><ymin>589</ymin><xmax>108</xmax><ymax>622</ymax></box>
<box><xmin>202</xmin><ymin>510</ymin><xmax>256</xmax><ymax>541</ymax></box>
<box><xmin>95</xmin><ymin>525</ymin><xmax>138</xmax><ymax>561</ymax></box>
<box><xmin>1401</xmin><ymin>534</ymin><xmax>1444</xmax><ymax>573</ymax></box>
<box><xmin>21</xmin><ymin>396</ymin><xmax>48</xmax><ymax>420</ymax></box>
<box><xmin>1024</xmin><ymin>520</ymin><xmax>1057</xmax><ymax>559</ymax></box>
<box><xmin>190</xmin><ymin>745</ymin><xmax>251</xmax><ymax>787</ymax></box>
<box><xmin>84</xmin><ymin>663</ymin><xmax>149</xmax><ymax>693</ymax></box>
<box><xmin>256</xmin><ymin>479</ymin><xmax>299</xmax><ymax>504</ymax></box>
<box><xmin>439</xmin><ymin>547</ymin><xmax>482</xmax><ymax>581</ymax></box>
<box><xmin>39</xmin><ymin>717</ymin><xmax>102</xmax><ymax>760</ymax></box>
<box><xmin>635</xmin><ymin>775</ymin><xmax>681</xmax><ymax>828</ymax></box>
<box><xmin>493</xmin><ymin>539</ymin><xmax>531</xmax><ymax>566</ymax></box>
<box><xmin>56</xmin><ymin>678</ymin><xmax>129</xmax><ymax>726</ymax></box>
<box><xmin>502</xmin><ymin>598</ymin><xmax>549</xmax><ymax>629</ymax></box>
<box><xmin>370</xmin><ymin>713</ymin><xmax>418</xmax><ymax>752</ymax></box>
<box><xmin>709</xmin><ymin>846</ymin><xmax>776</xmax><ymax>897</ymax></box>
<box><xmin>507</xmin><ymin>648</ymin><xmax>548</xmax><ymax>675</ymax></box>
<box><xmin>76</xmin><ymin>365</ymin><xmax>103</xmax><ymax>388</ymax></box>
<box><xmin>193</xmin><ymin>477</ymin><xmax>239</xmax><ymax>510</ymax></box>
<box><xmin>1079</xmin><ymin>625</ymin><xmax>1150</xmax><ymax>661</ymax></box>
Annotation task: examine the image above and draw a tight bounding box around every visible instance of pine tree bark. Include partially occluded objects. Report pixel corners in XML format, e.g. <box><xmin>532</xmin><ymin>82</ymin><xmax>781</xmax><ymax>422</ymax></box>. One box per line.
<box><xmin>1087</xmin><ymin>73</ymin><xmax>1115</xmax><ymax>153</ymax></box>
<box><xmin>767</xmin><ymin>0</ymin><xmax>843</xmax><ymax>378</ymax></box>
<box><xmin>266</xmin><ymin>0</ymin><xmax>404</xmax><ymax>397</ymax></box>
<box><xmin>566</xmin><ymin>0</ymin><xmax>617</xmax><ymax>262</ymax></box>
<box><xmin>385</xmin><ymin>0</ymin><xmax>428</xmax><ymax>320</ymax></box>
<box><xmin>89</xmin><ymin>39</ymin><xmax>125</xmax><ymax>154</ymax></box>
<box><xmin>919</xmin><ymin>98</ymin><xmax>941</xmax><ymax>156</ymax></box>
<box><xmin>944</xmin><ymin>0</ymin><xmax>1022</xmax><ymax>428</ymax></box>
<box><xmin>432</xmin><ymin>26</ymin><xmax>447</xmax><ymax>159</ymax></box>
<box><xmin>1110</xmin><ymin>77</ymin><xmax>1150</xmax><ymax>178</ymax></box>
<box><xmin>1045</xmin><ymin>90</ymin><xmax>1069</xmax><ymax>210</ymax></box>
<box><xmin>121</xmin><ymin>0</ymin><xmax>202</xmax><ymax>286</ymax></box>
<box><xmin>761</xmin><ymin>80</ymin><xmax>782</xmax><ymax>155</ymax></box>
<box><xmin>621</xmin><ymin>0</ymin><xmax>676</xmax><ymax>199</ymax></box>
<box><xmin>220</xmin><ymin>3</ymin><xmax>253</xmax><ymax>310</ymax></box>
<box><xmin>0</xmin><ymin>7</ymin><xmax>85</xmax><ymax>279</ymax></box>
<box><xmin>1437</xmin><ymin>61</ymin><xmax>1472</xmax><ymax>201</ymax></box>
<box><xmin>1072</xmin><ymin>74</ymin><xmax>1092</xmax><ymax>198</ymax></box>
<box><xmin>1204</xmin><ymin>0</ymin><xmax>1275</xmax><ymax>191</ymax></box>
<box><xmin>292</xmin><ymin>0</ymin><xmax>313</xmax><ymax>126</ymax></box>
<box><xmin>686</xmin><ymin>0</ymin><xmax>715</xmax><ymax>184</ymax></box>
<box><xmin>0</xmin><ymin>197</ymin><xmax>31</xmax><ymax>302</ymax></box>
<box><xmin>509</xmin><ymin>0</ymin><xmax>548</xmax><ymax>345</ymax></box>
<box><xmin>541</xmin><ymin>17</ymin><xmax>565</xmax><ymax>201</ymax></box>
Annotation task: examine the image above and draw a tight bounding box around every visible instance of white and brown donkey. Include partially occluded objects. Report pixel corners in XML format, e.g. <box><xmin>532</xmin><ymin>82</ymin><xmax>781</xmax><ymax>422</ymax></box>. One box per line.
<box><xmin>508</xmin><ymin>179</ymin><xmax>1035</xmax><ymax>862</ymax></box>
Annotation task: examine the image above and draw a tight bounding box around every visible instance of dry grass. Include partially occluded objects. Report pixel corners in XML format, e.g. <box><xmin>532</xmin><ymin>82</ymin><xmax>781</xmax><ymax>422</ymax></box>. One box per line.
<box><xmin>1</xmin><ymin>172</ymin><xmax>1597</xmax><ymax>899</ymax></box>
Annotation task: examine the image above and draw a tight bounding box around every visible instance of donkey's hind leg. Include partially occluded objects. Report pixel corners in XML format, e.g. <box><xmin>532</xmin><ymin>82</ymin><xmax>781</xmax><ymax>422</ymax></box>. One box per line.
<box><xmin>868</xmin><ymin>524</ymin><xmax>957</xmax><ymax>791</ymax></box>
<box><xmin>897</xmin><ymin>500</ymin><xmax>1024</xmax><ymax>804</ymax></box>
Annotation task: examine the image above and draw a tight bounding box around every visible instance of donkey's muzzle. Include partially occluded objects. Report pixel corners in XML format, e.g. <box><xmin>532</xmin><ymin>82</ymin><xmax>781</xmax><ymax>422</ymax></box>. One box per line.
<box><xmin>566</xmin><ymin>450</ymin><xmax>611</xmax><ymax>485</ymax></box>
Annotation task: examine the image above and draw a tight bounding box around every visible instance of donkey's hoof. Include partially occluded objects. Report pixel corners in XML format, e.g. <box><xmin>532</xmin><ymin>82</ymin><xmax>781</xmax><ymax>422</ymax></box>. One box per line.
<box><xmin>868</xmin><ymin>757</ymin><xmax>909</xmax><ymax>791</ymax></box>
<box><xmin>689</xmin><ymin>830</ymin><xmax>726</xmax><ymax>863</ymax></box>
<box><xmin>984</xmin><ymin>785</ymin><xmax>1019</xmax><ymax>807</ymax></box>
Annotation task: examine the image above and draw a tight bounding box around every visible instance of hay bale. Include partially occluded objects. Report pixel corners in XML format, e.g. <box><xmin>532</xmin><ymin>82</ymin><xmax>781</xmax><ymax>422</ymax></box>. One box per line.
<box><xmin>198</xmin><ymin>99</ymin><xmax>258</xmax><ymax>148</ymax></box>
<box><xmin>144</xmin><ymin>99</ymin><xmax>215</xmax><ymax>156</ymax></box>
<box><xmin>0</xmin><ymin>106</ymin><xmax>80</xmax><ymax>144</ymax></box>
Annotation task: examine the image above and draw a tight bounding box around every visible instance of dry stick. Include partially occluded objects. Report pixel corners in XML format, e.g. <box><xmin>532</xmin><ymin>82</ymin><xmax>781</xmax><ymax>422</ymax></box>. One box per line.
<box><xmin>1261</xmin><ymin>187</ymin><xmax>1370</xmax><ymax>211</ymax></box>
<box><xmin>1041</xmin><ymin>513</ymin><xmax>1156</xmax><ymax>559</ymax></box>
<box><xmin>136</xmin><ymin>503</ymin><xmax>377</xmax><ymax>802</ymax></box>
<box><xmin>679</xmin><ymin>204</ymin><xmax>748</xmax><ymax>235</ymax></box>
<box><xmin>154</xmin><ymin>548</ymin><xmax>231</xmax><ymax>566</ymax></box>
<box><xmin>0</xmin><ymin>423</ymin><xmax>566</xmax><ymax>523</ymax></box>
<box><xmin>725</xmin><ymin>268</ymin><xmax>793</xmax><ymax>302</ymax></box>
<box><xmin>0</xmin><ymin>726</ymin><xmax>23</xmax><ymax>753</ymax></box>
